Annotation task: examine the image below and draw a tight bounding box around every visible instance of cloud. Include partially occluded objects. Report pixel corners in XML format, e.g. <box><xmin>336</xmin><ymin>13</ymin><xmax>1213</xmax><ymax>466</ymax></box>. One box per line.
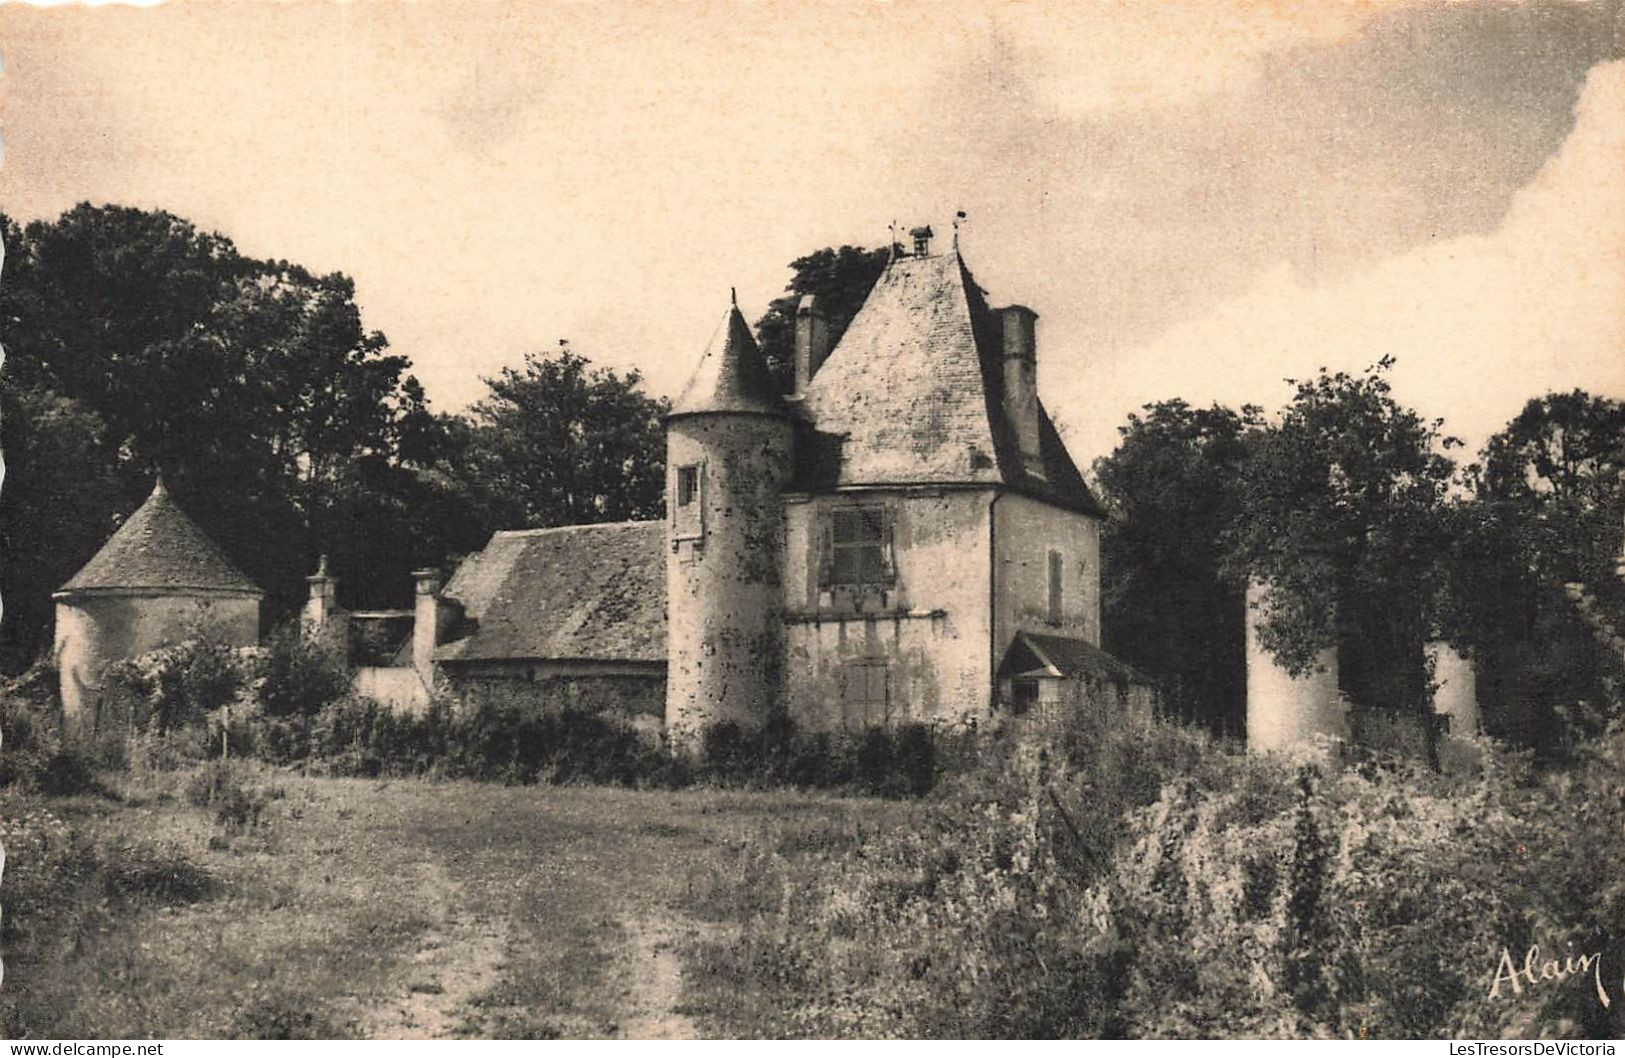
<box><xmin>1055</xmin><ymin>58</ymin><xmax>1625</xmax><ymax>464</ymax></box>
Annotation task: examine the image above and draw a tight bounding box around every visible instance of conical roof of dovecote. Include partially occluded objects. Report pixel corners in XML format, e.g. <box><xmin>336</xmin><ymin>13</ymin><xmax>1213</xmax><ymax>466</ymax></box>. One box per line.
<box><xmin>56</xmin><ymin>475</ymin><xmax>262</xmax><ymax>598</ymax></box>
<box><xmin>669</xmin><ymin>296</ymin><xmax>785</xmax><ymax>418</ymax></box>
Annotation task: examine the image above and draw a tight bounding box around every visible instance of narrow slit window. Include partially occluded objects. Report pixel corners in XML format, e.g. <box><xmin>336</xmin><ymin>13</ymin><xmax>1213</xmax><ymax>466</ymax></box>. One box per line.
<box><xmin>1047</xmin><ymin>549</ymin><xmax>1064</xmax><ymax>624</ymax></box>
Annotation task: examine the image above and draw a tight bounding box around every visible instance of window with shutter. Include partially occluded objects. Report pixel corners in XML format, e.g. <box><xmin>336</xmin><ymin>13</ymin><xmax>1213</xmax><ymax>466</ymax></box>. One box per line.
<box><xmin>840</xmin><ymin>659</ymin><xmax>890</xmax><ymax>726</ymax></box>
<box><xmin>828</xmin><ymin>505</ymin><xmax>893</xmax><ymax>586</ymax></box>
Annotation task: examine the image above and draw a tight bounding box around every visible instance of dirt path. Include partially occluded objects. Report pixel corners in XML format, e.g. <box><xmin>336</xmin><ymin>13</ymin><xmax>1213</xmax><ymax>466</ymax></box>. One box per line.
<box><xmin>615</xmin><ymin>909</ymin><xmax>708</xmax><ymax>1040</ymax></box>
<box><xmin>360</xmin><ymin>859</ymin><xmax>511</xmax><ymax>1039</ymax></box>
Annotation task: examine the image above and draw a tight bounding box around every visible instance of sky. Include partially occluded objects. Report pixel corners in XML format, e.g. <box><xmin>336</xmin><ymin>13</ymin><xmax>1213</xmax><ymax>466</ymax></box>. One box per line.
<box><xmin>1</xmin><ymin>0</ymin><xmax>1621</xmax><ymax>466</ymax></box>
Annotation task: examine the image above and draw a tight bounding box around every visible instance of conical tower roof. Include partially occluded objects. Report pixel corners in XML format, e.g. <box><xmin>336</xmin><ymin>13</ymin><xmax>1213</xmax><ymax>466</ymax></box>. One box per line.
<box><xmin>669</xmin><ymin>296</ymin><xmax>784</xmax><ymax>418</ymax></box>
<box><xmin>56</xmin><ymin>475</ymin><xmax>262</xmax><ymax>598</ymax></box>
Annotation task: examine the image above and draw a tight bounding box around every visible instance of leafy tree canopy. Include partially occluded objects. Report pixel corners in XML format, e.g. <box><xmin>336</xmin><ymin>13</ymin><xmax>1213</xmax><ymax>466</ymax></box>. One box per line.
<box><xmin>0</xmin><ymin>204</ymin><xmax>437</xmax><ymax>659</ymax></box>
<box><xmin>462</xmin><ymin>347</ymin><xmax>669</xmax><ymax>529</ymax></box>
<box><xmin>754</xmin><ymin>245</ymin><xmax>891</xmax><ymax>391</ymax></box>
<box><xmin>1094</xmin><ymin>399</ymin><xmax>1261</xmax><ymax>735</ymax></box>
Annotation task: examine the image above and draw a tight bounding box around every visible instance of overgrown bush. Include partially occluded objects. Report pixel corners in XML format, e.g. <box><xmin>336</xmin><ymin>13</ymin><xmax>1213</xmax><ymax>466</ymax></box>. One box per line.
<box><xmin>257</xmin><ymin>623</ymin><xmax>350</xmax><ymax>718</ymax></box>
<box><xmin>692</xmin><ymin>716</ymin><xmax>1625</xmax><ymax>1039</ymax></box>
<box><xmin>186</xmin><ymin>759</ymin><xmax>271</xmax><ymax>829</ymax></box>
<box><xmin>36</xmin><ymin>744</ymin><xmax>109</xmax><ymax>797</ymax></box>
<box><xmin>699</xmin><ymin>717</ymin><xmax>938</xmax><ymax>796</ymax></box>
<box><xmin>104</xmin><ymin>635</ymin><xmax>246</xmax><ymax>735</ymax></box>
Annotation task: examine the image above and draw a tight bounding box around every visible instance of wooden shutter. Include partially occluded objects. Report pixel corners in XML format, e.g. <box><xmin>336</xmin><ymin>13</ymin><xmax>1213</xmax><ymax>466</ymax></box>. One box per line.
<box><xmin>817</xmin><ymin>512</ymin><xmax>834</xmax><ymax>589</ymax></box>
<box><xmin>881</xmin><ymin>507</ymin><xmax>897</xmax><ymax>585</ymax></box>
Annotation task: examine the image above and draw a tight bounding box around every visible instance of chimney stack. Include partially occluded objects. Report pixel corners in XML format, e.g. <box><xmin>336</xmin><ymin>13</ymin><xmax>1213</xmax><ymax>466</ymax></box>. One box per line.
<box><xmin>999</xmin><ymin>305</ymin><xmax>1044</xmax><ymax>478</ymax></box>
<box><xmin>909</xmin><ymin>226</ymin><xmax>934</xmax><ymax>257</ymax></box>
<box><xmin>793</xmin><ymin>294</ymin><xmax>831</xmax><ymax>396</ymax></box>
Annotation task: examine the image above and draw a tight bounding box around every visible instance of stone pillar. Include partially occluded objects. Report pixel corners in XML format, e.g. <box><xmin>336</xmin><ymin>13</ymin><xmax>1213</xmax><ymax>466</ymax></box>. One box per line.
<box><xmin>412</xmin><ymin>568</ymin><xmax>443</xmax><ymax>683</ymax></box>
<box><xmin>1245</xmin><ymin>579</ymin><xmax>1346</xmax><ymax>752</ymax></box>
<box><xmin>1426</xmin><ymin>640</ymin><xmax>1480</xmax><ymax>738</ymax></box>
<box><xmin>303</xmin><ymin>555</ymin><xmax>338</xmax><ymax>637</ymax></box>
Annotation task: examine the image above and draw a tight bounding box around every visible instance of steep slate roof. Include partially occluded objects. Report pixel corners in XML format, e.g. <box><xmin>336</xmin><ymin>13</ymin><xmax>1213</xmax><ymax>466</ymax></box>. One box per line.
<box><xmin>797</xmin><ymin>249</ymin><xmax>1104</xmax><ymax>516</ymax></box>
<box><xmin>670</xmin><ymin>299</ymin><xmax>784</xmax><ymax>418</ymax></box>
<box><xmin>434</xmin><ymin>520</ymin><xmax>665</xmax><ymax>665</ymax></box>
<box><xmin>57</xmin><ymin>476</ymin><xmax>261</xmax><ymax>597</ymax></box>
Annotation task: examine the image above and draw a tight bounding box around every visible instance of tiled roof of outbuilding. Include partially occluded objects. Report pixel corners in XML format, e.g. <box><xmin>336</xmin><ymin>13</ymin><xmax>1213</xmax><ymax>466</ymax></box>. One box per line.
<box><xmin>435</xmin><ymin>520</ymin><xmax>665</xmax><ymax>665</ymax></box>
<box><xmin>796</xmin><ymin>250</ymin><xmax>1104</xmax><ymax>516</ymax></box>
<box><xmin>56</xmin><ymin>476</ymin><xmax>261</xmax><ymax>597</ymax></box>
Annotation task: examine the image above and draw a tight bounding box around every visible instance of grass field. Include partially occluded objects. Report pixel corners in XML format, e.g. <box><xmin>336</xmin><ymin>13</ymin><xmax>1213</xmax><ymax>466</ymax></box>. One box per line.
<box><xmin>0</xmin><ymin>769</ymin><xmax>923</xmax><ymax>1039</ymax></box>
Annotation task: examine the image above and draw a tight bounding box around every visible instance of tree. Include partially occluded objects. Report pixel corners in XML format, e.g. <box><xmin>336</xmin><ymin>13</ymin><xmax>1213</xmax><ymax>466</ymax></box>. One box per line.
<box><xmin>1480</xmin><ymin>390</ymin><xmax>1625</xmax><ymax>585</ymax></box>
<box><xmin>754</xmin><ymin>245</ymin><xmax>892</xmax><ymax>390</ymax></box>
<box><xmin>462</xmin><ymin>347</ymin><xmax>668</xmax><ymax>529</ymax></box>
<box><xmin>0</xmin><ymin>386</ymin><xmax>126</xmax><ymax>669</ymax></box>
<box><xmin>1223</xmin><ymin>358</ymin><xmax>1459</xmax><ymax>765</ymax></box>
<box><xmin>0</xmin><ymin>204</ymin><xmax>448</xmax><ymax>661</ymax></box>
<box><xmin>1458</xmin><ymin>392</ymin><xmax>1625</xmax><ymax>749</ymax></box>
<box><xmin>1093</xmin><ymin>399</ymin><xmax>1260</xmax><ymax>735</ymax></box>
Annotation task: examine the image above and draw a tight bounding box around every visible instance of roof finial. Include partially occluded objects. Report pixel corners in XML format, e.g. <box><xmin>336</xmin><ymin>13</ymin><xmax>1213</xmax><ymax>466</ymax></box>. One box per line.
<box><xmin>151</xmin><ymin>470</ymin><xmax>168</xmax><ymax>498</ymax></box>
<box><xmin>730</xmin><ymin>286</ymin><xmax>738</xmax><ymax>309</ymax></box>
<box><xmin>953</xmin><ymin>209</ymin><xmax>966</xmax><ymax>251</ymax></box>
<box><xmin>886</xmin><ymin>220</ymin><xmax>898</xmax><ymax>266</ymax></box>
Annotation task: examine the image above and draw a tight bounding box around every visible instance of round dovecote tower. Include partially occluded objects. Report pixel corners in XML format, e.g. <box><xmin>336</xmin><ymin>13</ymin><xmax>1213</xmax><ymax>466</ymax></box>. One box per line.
<box><xmin>664</xmin><ymin>295</ymin><xmax>793</xmax><ymax>747</ymax></box>
<box><xmin>53</xmin><ymin>474</ymin><xmax>263</xmax><ymax>734</ymax></box>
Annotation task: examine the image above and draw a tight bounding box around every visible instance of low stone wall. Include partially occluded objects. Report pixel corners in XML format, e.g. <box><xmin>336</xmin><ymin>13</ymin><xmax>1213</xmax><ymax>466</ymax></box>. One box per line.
<box><xmin>353</xmin><ymin>666</ymin><xmax>432</xmax><ymax>714</ymax></box>
<box><xmin>441</xmin><ymin>663</ymin><xmax>665</xmax><ymax>720</ymax></box>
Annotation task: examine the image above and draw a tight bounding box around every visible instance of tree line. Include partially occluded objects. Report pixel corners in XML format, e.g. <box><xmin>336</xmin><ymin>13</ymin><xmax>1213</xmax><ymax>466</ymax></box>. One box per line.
<box><xmin>0</xmin><ymin>204</ymin><xmax>667</xmax><ymax>671</ymax></box>
<box><xmin>1097</xmin><ymin>369</ymin><xmax>1625</xmax><ymax>758</ymax></box>
<box><xmin>4</xmin><ymin>207</ymin><xmax>1620</xmax><ymax>759</ymax></box>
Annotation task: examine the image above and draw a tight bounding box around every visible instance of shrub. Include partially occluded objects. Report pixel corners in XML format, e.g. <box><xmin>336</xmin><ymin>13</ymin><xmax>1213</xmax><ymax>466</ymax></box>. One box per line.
<box><xmin>695</xmin><ymin>718</ymin><xmax>1625</xmax><ymax>1039</ymax></box>
<box><xmin>186</xmin><ymin>760</ymin><xmax>269</xmax><ymax>829</ymax></box>
<box><xmin>36</xmin><ymin>745</ymin><xmax>108</xmax><ymax>797</ymax></box>
<box><xmin>697</xmin><ymin>716</ymin><xmax>940</xmax><ymax>796</ymax></box>
<box><xmin>100</xmin><ymin>840</ymin><xmax>215</xmax><ymax>905</ymax></box>
<box><xmin>0</xmin><ymin>680</ymin><xmax>60</xmax><ymax>790</ymax></box>
<box><xmin>104</xmin><ymin>635</ymin><xmax>246</xmax><ymax>735</ymax></box>
<box><xmin>257</xmin><ymin>623</ymin><xmax>350</xmax><ymax>718</ymax></box>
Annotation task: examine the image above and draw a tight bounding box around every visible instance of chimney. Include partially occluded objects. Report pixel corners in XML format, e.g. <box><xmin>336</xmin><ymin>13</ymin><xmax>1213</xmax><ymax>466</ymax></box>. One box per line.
<box><xmin>909</xmin><ymin>225</ymin><xmax>934</xmax><ymax>256</ymax></box>
<box><xmin>793</xmin><ymin>294</ymin><xmax>831</xmax><ymax>396</ymax></box>
<box><xmin>999</xmin><ymin>305</ymin><xmax>1044</xmax><ymax>478</ymax></box>
<box><xmin>303</xmin><ymin>555</ymin><xmax>338</xmax><ymax>638</ymax></box>
<box><xmin>412</xmin><ymin>568</ymin><xmax>445</xmax><ymax>681</ymax></box>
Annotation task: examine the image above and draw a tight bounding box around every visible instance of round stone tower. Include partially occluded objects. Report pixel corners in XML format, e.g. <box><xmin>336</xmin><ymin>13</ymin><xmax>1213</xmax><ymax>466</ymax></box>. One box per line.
<box><xmin>664</xmin><ymin>295</ymin><xmax>793</xmax><ymax>747</ymax></box>
<box><xmin>1244</xmin><ymin>578</ymin><xmax>1347</xmax><ymax>752</ymax></box>
<box><xmin>54</xmin><ymin>474</ymin><xmax>263</xmax><ymax>736</ymax></box>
